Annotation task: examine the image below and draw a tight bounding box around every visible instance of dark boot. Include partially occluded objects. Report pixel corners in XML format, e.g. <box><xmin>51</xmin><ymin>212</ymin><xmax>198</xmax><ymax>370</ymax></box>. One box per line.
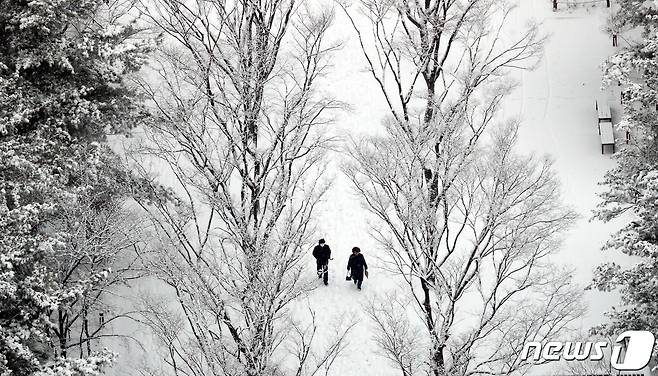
<box><xmin>357</xmin><ymin>279</ymin><xmax>362</xmax><ymax>290</ymax></box>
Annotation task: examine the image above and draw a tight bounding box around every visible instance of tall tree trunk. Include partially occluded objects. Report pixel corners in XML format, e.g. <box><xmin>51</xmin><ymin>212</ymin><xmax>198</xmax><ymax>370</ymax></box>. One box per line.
<box><xmin>58</xmin><ymin>309</ymin><xmax>67</xmax><ymax>358</ymax></box>
<box><xmin>420</xmin><ymin>277</ymin><xmax>444</xmax><ymax>375</ymax></box>
<box><xmin>83</xmin><ymin>306</ymin><xmax>91</xmax><ymax>356</ymax></box>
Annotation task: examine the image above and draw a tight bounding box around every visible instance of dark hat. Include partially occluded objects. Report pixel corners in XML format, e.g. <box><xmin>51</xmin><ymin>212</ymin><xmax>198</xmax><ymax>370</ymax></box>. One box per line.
<box><xmin>319</xmin><ymin>239</ymin><xmax>325</xmax><ymax>244</ymax></box>
<box><xmin>352</xmin><ymin>247</ymin><xmax>360</xmax><ymax>253</ymax></box>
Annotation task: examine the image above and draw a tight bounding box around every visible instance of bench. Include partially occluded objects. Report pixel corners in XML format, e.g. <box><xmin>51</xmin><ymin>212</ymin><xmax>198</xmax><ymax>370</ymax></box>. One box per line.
<box><xmin>599</xmin><ymin>120</ymin><xmax>615</xmax><ymax>153</ymax></box>
<box><xmin>596</xmin><ymin>96</ymin><xmax>612</xmax><ymax>128</ymax></box>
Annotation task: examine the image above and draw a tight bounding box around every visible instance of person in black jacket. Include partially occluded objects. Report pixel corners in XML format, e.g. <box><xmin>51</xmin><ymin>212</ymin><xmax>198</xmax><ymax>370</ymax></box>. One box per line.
<box><xmin>312</xmin><ymin>239</ymin><xmax>331</xmax><ymax>285</ymax></box>
<box><xmin>347</xmin><ymin>247</ymin><xmax>368</xmax><ymax>290</ymax></box>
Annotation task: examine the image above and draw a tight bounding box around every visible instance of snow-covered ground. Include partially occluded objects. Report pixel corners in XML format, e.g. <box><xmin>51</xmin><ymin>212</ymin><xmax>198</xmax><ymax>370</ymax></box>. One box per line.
<box><xmin>108</xmin><ymin>1</ymin><xmax>641</xmax><ymax>375</ymax></box>
<box><xmin>505</xmin><ymin>0</ymin><xmax>631</xmax><ymax>322</ymax></box>
<box><xmin>301</xmin><ymin>1</ymin><xmax>635</xmax><ymax>374</ymax></box>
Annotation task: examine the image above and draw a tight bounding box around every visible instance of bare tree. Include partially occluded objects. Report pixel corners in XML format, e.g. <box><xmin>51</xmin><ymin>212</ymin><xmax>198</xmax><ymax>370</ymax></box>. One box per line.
<box><xmin>365</xmin><ymin>290</ymin><xmax>427</xmax><ymax>376</ymax></box>
<box><xmin>286</xmin><ymin>305</ymin><xmax>357</xmax><ymax>376</ymax></box>
<box><xmin>45</xmin><ymin>199</ymin><xmax>148</xmax><ymax>358</ymax></box>
<box><xmin>337</xmin><ymin>2</ymin><xmax>583</xmax><ymax>373</ymax></box>
<box><xmin>345</xmin><ymin>120</ymin><xmax>584</xmax><ymax>375</ymax></box>
<box><xmin>129</xmin><ymin>1</ymin><xmax>345</xmax><ymax>375</ymax></box>
<box><xmin>338</xmin><ymin>0</ymin><xmax>543</xmax><ymax>130</ymax></box>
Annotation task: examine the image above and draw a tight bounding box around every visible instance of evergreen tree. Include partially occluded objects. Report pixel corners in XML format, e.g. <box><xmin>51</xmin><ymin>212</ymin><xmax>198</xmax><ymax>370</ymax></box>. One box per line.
<box><xmin>593</xmin><ymin>0</ymin><xmax>658</xmax><ymax>364</ymax></box>
<box><xmin>0</xmin><ymin>1</ymin><xmax>152</xmax><ymax>374</ymax></box>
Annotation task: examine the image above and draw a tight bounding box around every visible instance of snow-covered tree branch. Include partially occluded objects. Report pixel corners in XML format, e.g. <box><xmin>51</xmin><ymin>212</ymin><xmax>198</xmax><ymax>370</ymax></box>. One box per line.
<box><xmin>131</xmin><ymin>1</ymin><xmax>347</xmax><ymax>374</ymax></box>
<box><xmin>0</xmin><ymin>0</ymin><xmax>153</xmax><ymax>374</ymax></box>
<box><xmin>593</xmin><ymin>0</ymin><xmax>658</xmax><ymax>366</ymax></box>
<box><xmin>340</xmin><ymin>0</ymin><xmax>583</xmax><ymax>374</ymax></box>
<box><xmin>345</xmin><ymin>120</ymin><xmax>584</xmax><ymax>375</ymax></box>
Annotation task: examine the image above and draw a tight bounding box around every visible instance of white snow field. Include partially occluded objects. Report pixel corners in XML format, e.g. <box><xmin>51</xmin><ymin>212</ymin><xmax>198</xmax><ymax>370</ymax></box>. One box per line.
<box><xmin>108</xmin><ymin>1</ymin><xmax>642</xmax><ymax>375</ymax></box>
<box><xmin>301</xmin><ymin>1</ymin><xmax>635</xmax><ymax>375</ymax></box>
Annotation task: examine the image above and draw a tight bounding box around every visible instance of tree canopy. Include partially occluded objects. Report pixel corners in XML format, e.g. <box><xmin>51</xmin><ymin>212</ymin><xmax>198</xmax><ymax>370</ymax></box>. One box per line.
<box><xmin>593</xmin><ymin>0</ymin><xmax>658</xmax><ymax>364</ymax></box>
<box><xmin>0</xmin><ymin>1</ymin><xmax>152</xmax><ymax>374</ymax></box>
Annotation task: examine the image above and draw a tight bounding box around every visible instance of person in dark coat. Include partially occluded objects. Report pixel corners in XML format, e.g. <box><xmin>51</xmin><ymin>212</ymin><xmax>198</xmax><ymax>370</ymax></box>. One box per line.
<box><xmin>347</xmin><ymin>247</ymin><xmax>368</xmax><ymax>290</ymax></box>
<box><xmin>312</xmin><ymin>239</ymin><xmax>331</xmax><ymax>285</ymax></box>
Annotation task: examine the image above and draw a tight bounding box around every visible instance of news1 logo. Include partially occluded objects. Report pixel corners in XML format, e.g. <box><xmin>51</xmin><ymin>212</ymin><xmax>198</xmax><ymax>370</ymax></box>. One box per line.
<box><xmin>521</xmin><ymin>331</ymin><xmax>656</xmax><ymax>371</ymax></box>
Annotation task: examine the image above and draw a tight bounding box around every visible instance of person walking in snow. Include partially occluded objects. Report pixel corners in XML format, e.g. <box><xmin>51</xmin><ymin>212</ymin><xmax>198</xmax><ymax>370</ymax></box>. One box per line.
<box><xmin>312</xmin><ymin>238</ymin><xmax>332</xmax><ymax>285</ymax></box>
<box><xmin>347</xmin><ymin>247</ymin><xmax>368</xmax><ymax>290</ymax></box>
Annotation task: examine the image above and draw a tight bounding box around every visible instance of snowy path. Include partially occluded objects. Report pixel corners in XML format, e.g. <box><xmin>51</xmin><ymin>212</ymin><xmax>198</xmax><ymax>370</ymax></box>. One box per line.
<box><xmin>507</xmin><ymin>0</ymin><xmax>631</xmax><ymax>325</ymax></box>
<box><xmin>304</xmin><ymin>1</ymin><xmax>632</xmax><ymax>374</ymax></box>
<box><xmin>109</xmin><ymin>2</ymin><xmax>635</xmax><ymax>375</ymax></box>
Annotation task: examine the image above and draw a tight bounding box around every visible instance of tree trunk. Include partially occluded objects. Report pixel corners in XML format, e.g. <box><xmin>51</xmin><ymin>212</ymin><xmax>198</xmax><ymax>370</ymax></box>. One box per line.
<box><xmin>84</xmin><ymin>310</ymin><xmax>91</xmax><ymax>356</ymax></box>
<box><xmin>420</xmin><ymin>277</ymin><xmax>444</xmax><ymax>375</ymax></box>
<box><xmin>58</xmin><ymin>309</ymin><xmax>67</xmax><ymax>358</ymax></box>
<box><xmin>432</xmin><ymin>345</ymin><xmax>445</xmax><ymax>376</ymax></box>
